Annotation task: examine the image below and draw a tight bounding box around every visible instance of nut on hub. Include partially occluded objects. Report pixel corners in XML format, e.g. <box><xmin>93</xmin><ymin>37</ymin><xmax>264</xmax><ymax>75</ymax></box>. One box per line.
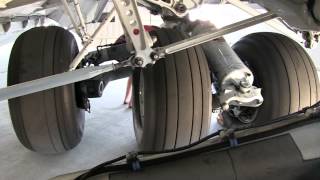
<box><xmin>174</xmin><ymin>3</ymin><xmax>187</xmax><ymax>13</ymax></box>
<box><xmin>134</xmin><ymin>57</ymin><xmax>144</xmax><ymax>66</ymax></box>
<box><xmin>240</xmin><ymin>80</ymin><xmax>251</xmax><ymax>88</ymax></box>
<box><xmin>150</xmin><ymin>52</ymin><xmax>160</xmax><ymax>60</ymax></box>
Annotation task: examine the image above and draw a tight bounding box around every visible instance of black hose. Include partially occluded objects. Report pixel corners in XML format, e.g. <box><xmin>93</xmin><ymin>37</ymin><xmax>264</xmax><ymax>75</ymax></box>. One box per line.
<box><xmin>76</xmin><ymin>101</ymin><xmax>320</xmax><ymax>180</ymax></box>
<box><xmin>76</xmin><ymin>131</ymin><xmax>221</xmax><ymax>180</ymax></box>
<box><xmin>76</xmin><ymin>155</ymin><xmax>126</xmax><ymax>180</ymax></box>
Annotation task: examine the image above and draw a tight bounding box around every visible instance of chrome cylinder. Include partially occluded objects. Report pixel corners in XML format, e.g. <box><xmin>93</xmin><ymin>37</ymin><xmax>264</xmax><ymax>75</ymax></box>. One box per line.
<box><xmin>201</xmin><ymin>39</ymin><xmax>253</xmax><ymax>91</ymax></box>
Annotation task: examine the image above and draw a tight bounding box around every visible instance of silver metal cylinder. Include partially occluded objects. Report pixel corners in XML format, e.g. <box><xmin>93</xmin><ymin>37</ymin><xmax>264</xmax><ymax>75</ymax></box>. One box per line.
<box><xmin>191</xmin><ymin>22</ymin><xmax>253</xmax><ymax>90</ymax></box>
<box><xmin>190</xmin><ymin>21</ymin><xmax>263</xmax><ymax>109</ymax></box>
<box><xmin>201</xmin><ymin>39</ymin><xmax>253</xmax><ymax>90</ymax></box>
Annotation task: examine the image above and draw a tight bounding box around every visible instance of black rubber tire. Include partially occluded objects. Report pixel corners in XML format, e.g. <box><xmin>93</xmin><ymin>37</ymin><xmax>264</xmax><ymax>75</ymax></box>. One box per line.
<box><xmin>7</xmin><ymin>26</ymin><xmax>85</xmax><ymax>154</ymax></box>
<box><xmin>132</xmin><ymin>28</ymin><xmax>212</xmax><ymax>151</ymax></box>
<box><xmin>232</xmin><ymin>32</ymin><xmax>320</xmax><ymax>124</ymax></box>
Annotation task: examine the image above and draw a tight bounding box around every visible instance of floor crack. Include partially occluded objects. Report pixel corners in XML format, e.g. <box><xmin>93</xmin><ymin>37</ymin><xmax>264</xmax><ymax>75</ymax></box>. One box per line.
<box><xmin>227</xmin><ymin>150</ymin><xmax>238</xmax><ymax>180</ymax></box>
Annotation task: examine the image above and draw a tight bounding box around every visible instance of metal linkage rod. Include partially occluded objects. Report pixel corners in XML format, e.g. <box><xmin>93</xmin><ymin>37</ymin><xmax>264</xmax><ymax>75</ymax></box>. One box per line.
<box><xmin>73</xmin><ymin>0</ymin><xmax>89</xmax><ymax>38</ymax></box>
<box><xmin>61</xmin><ymin>0</ymin><xmax>90</xmax><ymax>41</ymax></box>
<box><xmin>0</xmin><ymin>64</ymin><xmax>115</xmax><ymax>101</ymax></box>
<box><xmin>60</xmin><ymin>0</ymin><xmax>83</xmax><ymax>38</ymax></box>
<box><xmin>156</xmin><ymin>12</ymin><xmax>277</xmax><ymax>56</ymax></box>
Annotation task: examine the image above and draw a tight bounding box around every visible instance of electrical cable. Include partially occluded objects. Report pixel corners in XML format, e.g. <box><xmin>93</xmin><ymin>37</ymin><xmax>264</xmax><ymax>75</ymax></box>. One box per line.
<box><xmin>76</xmin><ymin>101</ymin><xmax>320</xmax><ymax>180</ymax></box>
<box><xmin>76</xmin><ymin>155</ymin><xmax>126</xmax><ymax>180</ymax></box>
<box><xmin>76</xmin><ymin>131</ymin><xmax>221</xmax><ymax>180</ymax></box>
<box><xmin>138</xmin><ymin>131</ymin><xmax>221</xmax><ymax>155</ymax></box>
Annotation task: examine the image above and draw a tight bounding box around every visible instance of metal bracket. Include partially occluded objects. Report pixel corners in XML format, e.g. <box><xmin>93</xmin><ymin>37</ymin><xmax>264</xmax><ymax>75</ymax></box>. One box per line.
<box><xmin>219</xmin><ymin>87</ymin><xmax>263</xmax><ymax>110</ymax></box>
<box><xmin>113</xmin><ymin>0</ymin><xmax>154</xmax><ymax>67</ymax></box>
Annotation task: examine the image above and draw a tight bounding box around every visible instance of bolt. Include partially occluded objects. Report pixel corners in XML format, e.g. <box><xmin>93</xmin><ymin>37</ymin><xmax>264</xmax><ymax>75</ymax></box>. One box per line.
<box><xmin>126</xmin><ymin>10</ymin><xmax>133</xmax><ymax>16</ymax></box>
<box><xmin>240</xmin><ymin>80</ymin><xmax>251</xmax><ymax>88</ymax></box>
<box><xmin>174</xmin><ymin>3</ymin><xmax>187</xmax><ymax>13</ymax></box>
<box><xmin>151</xmin><ymin>36</ymin><xmax>157</xmax><ymax>43</ymax></box>
<box><xmin>150</xmin><ymin>52</ymin><xmax>160</xmax><ymax>60</ymax></box>
<box><xmin>133</xmin><ymin>28</ymin><xmax>140</xmax><ymax>35</ymax></box>
<box><xmin>121</xmin><ymin>0</ymin><xmax>128</xmax><ymax>6</ymax></box>
<box><xmin>83</xmin><ymin>98</ymin><xmax>91</xmax><ymax>113</ymax></box>
<box><xmin>153</xmin><ymin>54</ymin><xmax>159</xmax><ymax>59</ymax></box>
<box><xmin>98</xmin><ymin>81</ymin><xmax>104</xmax><ymax>97</ymax></box>
<box><xmin>256</xmin><ymin>99</ymin><xmax>263</xmax><ymax>105</ymax></box>
<box><xmin>134</xmin><ymin>58</ymin><xmax>144</xmax><ymax>66</ymax></box>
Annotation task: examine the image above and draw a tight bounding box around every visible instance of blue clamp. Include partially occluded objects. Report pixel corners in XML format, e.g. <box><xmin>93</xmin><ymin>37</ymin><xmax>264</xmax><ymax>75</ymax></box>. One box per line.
<box><xmin>126</xmin><ymin>152</ymin><xmax>142</xmax><ymax>171</ymax></box>
<box><xmin>228</xmin><ymin>133</ymin><xmax>238</xmax><ymax>147</ymax></box>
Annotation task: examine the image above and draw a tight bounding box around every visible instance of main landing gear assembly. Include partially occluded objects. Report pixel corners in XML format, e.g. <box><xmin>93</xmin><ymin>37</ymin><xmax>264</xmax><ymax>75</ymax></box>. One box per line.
<box><xmin>2</xmin><ymin>0</ymin><xmax>320</xmax><ymax>153</ymax></box>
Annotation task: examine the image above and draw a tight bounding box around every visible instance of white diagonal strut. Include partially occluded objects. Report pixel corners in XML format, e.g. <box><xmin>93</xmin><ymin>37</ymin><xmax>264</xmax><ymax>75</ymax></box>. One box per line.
<box><xmin>69</xmin><ymin>8</ymin><xmax>117</xmax><ymax>70</ymax></box>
